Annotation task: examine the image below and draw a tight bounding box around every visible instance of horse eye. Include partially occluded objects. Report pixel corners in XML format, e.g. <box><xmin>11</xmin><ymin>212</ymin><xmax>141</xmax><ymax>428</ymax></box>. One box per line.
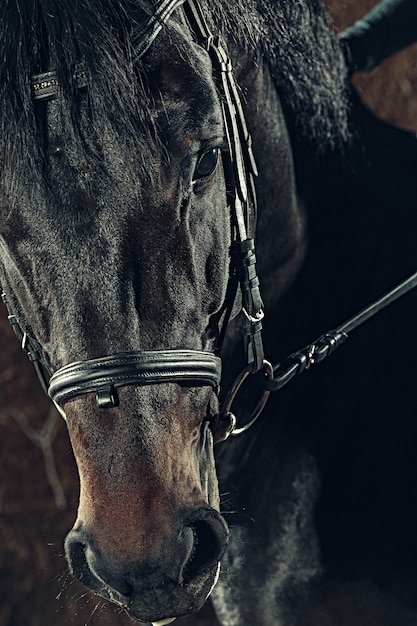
<box><xmin>193</xmin><ymin>147</ymin><xmax>219</xmax><ymax>181</ymax></box>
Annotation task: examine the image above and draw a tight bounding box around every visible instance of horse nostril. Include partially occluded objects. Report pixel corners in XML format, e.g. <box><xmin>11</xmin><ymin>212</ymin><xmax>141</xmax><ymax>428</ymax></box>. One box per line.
<box><xmin>65</xmin><ymin>532</ymin><xmax>98</xmax><ymax>589</ymax></box>
<box><xmin>165</xmin><ymin>510</ymin><xmax>228</xmax><ymax>584</ymax></box>
<box><xmin>181</xmin><ymin>514</ymin><xmax>229</xmax><ymax>583</ymax></box>
<box><xmin>65</xmin><ymin>531</ymin><xmax>133</xmax><ymax>603</ymax></box>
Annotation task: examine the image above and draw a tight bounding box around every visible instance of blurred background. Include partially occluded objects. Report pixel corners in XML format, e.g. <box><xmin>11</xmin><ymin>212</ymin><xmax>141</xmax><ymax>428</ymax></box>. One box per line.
<box><xmin>327</xmin><ymin>0</ymin><xmax>417</xmax><ymax>133</ymax></box>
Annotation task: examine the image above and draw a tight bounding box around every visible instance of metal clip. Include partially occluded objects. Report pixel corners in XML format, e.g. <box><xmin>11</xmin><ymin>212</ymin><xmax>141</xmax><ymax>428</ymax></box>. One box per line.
<box><xmin>242</xmin><ymin>307</ymin><xmax>264</xmax><ymax>324</ymax></box>
<box><xmin>305</xmin><ymin>344</ymin><xmax>316</xmax><ymax>369</ymax></box>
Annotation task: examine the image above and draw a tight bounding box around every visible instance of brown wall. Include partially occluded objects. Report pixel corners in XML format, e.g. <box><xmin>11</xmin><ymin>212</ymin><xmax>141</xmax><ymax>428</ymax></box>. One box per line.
<box><xmin>325</xmin><ymin>0</ymin><xmax>417</xmax><ymax>133</ymax></box>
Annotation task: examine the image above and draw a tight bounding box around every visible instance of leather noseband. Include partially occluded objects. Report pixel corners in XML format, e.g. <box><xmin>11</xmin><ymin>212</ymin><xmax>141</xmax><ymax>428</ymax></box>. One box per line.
<box><xmin>48</xmin><ymin>350</ymin><xmax>222</xmax><ymax>408</ymax></box>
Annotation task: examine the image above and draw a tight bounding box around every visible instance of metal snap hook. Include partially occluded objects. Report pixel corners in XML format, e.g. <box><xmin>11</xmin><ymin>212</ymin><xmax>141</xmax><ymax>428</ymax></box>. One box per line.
<box><xmin>221</xmin><ymin>359</ymin><xmax>273</xmax><ymax>437</ymax></box>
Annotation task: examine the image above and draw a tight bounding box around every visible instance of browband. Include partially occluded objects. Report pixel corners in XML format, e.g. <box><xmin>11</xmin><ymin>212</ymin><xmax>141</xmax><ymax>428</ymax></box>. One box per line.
<box><xmin>131</xmin><ymin>0</ymin><xmax>186</xmax><ymax>61</ymax></box>
<box><xmin>48</xmin><ymin>350</ymin><xmax>222</xmax><ymax>408</ymax></box>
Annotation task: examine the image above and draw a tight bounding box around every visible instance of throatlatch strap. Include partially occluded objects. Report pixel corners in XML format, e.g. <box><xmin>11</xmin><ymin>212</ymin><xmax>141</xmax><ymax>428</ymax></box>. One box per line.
<box><xmin>48</xmin><ymin>350</ymin><xmax>222</xmax><ymax>408</ymax></box>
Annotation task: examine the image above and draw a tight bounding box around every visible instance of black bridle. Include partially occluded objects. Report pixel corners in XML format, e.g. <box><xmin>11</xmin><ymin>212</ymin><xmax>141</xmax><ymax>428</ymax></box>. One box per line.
<box><xmin>3</xmin><ymin>0</ymin><xmax>265</xmax><ymax>429</ymax></box>
<box><xmin>2</xmin><ymin>0</ymin><xmax>417</xmax><ymax>441</ymax></box>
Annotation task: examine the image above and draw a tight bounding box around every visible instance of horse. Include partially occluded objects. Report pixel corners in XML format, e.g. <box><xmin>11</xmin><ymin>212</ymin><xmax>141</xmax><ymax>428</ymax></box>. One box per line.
<box><xmin>0</xmin><ymin>0</ymin><xmax>352</xmax><ymax>624</ymax></box>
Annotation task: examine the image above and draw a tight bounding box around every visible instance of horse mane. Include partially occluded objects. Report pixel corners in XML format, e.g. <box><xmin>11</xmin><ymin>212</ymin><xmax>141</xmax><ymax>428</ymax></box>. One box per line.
<box><xmin>208</xmin><ymin>0</ymin><xmax>351</xmax><ymax>150</ymax></box>
<box><xmin>0</xmin><ymin>0</ymin><xmax>349</xmax><ymax>205</ymax></box>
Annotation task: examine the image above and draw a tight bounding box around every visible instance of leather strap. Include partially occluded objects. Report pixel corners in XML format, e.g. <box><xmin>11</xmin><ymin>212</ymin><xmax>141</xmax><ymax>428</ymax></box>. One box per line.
<box><xmin>184</xmin><ymin>0</ymin><xmax>265</xmax><ymax>374</ymax></box>
<box><xmin>131</xmin><ymin>0</ymin><xmax>186</xmax><ymax>61</ymax></box>
<box><xmin>31</xmin><ymin>0</ymin><xmax>186</xmax><ymax>101</ymax></box>
<box><xmin>48</xmin><ymin>350</ymin><xmax>222</xmax><ymax>407</ymax></box>
<box><xmin>1</xmin><ymin>286</ymin><xmax>53</xmax><ymax>394</ymax></box>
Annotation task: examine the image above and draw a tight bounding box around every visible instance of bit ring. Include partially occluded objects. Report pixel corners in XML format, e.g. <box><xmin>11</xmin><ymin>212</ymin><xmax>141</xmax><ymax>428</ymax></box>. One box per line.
<box><xmin>221</xmin><ymin>359</ymin><xmax>273</xmax><ymax>436</ymax></box>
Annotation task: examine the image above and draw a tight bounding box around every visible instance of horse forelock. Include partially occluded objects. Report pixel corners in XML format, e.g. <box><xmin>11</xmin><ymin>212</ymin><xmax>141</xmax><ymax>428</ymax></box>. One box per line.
<box><xmin>0</xmin><ymin>0</ymin><xmax>165</xmax><ymax>207</ymax></box>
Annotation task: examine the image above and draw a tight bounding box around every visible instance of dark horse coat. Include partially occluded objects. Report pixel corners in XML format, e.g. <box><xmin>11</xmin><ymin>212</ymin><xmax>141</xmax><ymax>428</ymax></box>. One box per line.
<box><xmin>2</xmin><ymin>1</ymin><xmax>417</xmax><ymax>625</ymax></box>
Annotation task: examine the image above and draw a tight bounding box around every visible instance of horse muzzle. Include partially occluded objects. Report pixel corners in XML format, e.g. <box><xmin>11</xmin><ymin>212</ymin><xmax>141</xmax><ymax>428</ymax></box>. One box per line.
<box><xmin>64</xmin><ymin>507</ymin><xmax>229</xmax><ymax>623</ymax></box>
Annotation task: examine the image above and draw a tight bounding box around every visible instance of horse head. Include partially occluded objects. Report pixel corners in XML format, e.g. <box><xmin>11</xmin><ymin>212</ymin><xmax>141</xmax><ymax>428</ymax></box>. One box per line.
<box><xmin>0</xmin><ymin>0</ymin><xmax>332</xmax><ymax>622</ymax></box>
<box><xmin>0</xmin><ymin>3</ymin><xmax>236</xmax><ymax>621</ymax></box>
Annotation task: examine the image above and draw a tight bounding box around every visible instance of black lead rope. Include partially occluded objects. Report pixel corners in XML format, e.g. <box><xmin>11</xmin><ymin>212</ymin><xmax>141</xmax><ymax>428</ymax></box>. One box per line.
<box><xmin>213</xmin><ymin>269</ymin><xmax>417</xmax><ymax>441</ymax></box>
<box><xmin>269</xmin><ymin>268</ymin><xmax>417</xmax><ymax>392</ymax></box>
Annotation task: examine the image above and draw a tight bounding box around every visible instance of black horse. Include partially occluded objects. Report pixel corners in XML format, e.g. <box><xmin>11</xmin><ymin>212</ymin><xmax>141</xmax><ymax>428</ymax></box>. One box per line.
<box><xmin>0</xmin><ymin>0</ymin><xmax>357</xmax><ymax>624</ymax></box>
